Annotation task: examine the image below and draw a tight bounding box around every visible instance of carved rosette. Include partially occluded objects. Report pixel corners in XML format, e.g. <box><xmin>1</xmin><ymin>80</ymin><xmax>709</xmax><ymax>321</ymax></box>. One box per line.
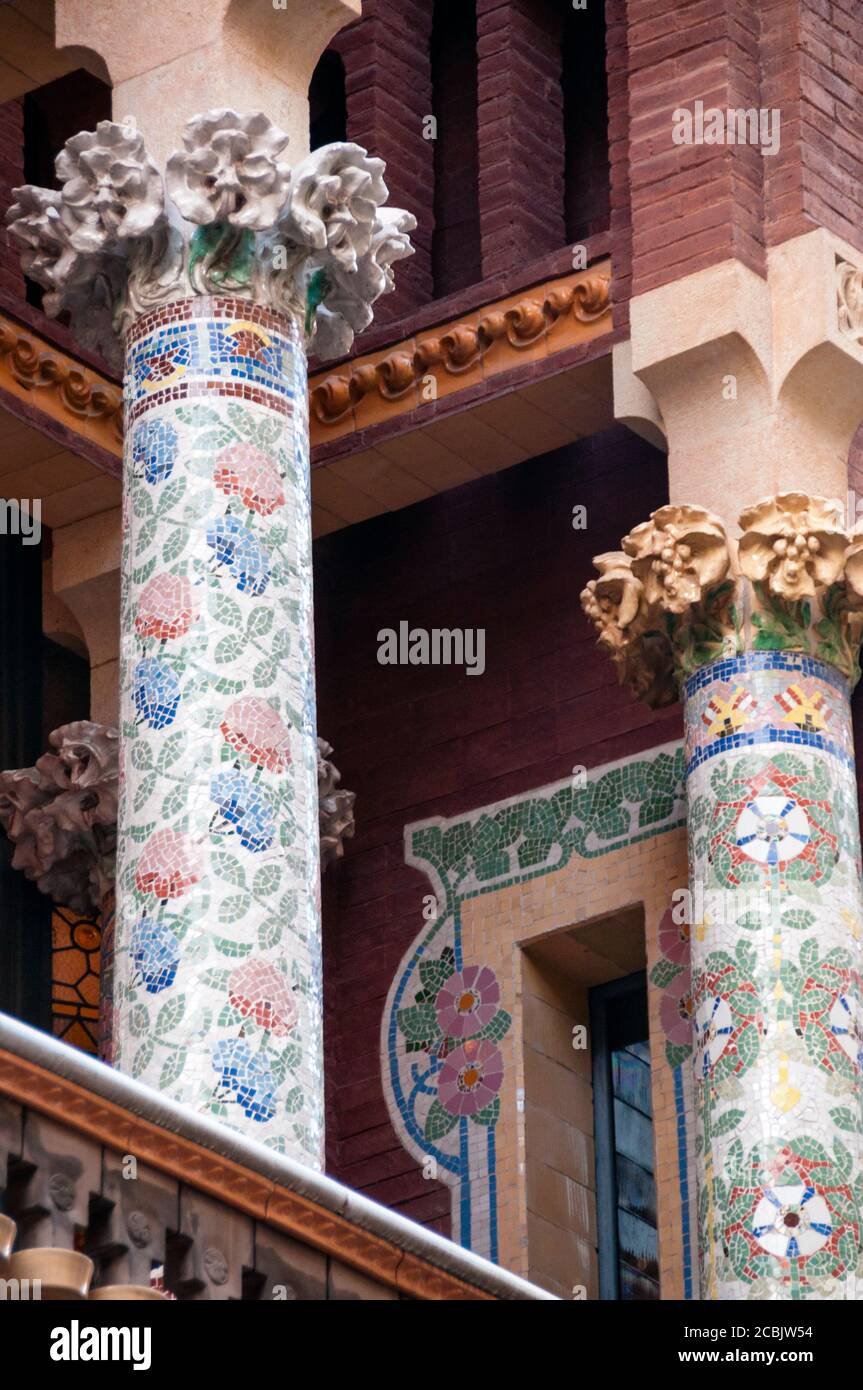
<box><xmin>582</xmin><ymin>494</ymin><xmax>863</xmax><ymax>702</ymax></box>
<box><xmin>5</xmin><ymin>112</ymin><xmax>414</xmax><ymax>364</ymax></box>
<box><xmin>0</xmin><ymin>727</ymin><xmax>355</xmax><ymax>912</ymax></box>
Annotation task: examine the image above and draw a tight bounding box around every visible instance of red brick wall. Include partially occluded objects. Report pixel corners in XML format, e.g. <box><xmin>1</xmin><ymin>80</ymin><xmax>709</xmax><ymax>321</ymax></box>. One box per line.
<box><xmin>625</xmin><ymin>0</ymin><xmax>766</xmax><ymax>299</ymax></box>
<box><xmin>616</xmin><ymin>0</ymin><xmax>863</xmax><ymax>308</ymax></box>
<box><xmin>314</xmin><ymin>426</ymin><xmax>675</xmax><ymax>1231</ymax></box>
<box><xmin>0</xmin><ymin>98</ymin><xmax>25</xmax><ymax>306</ymax></box>
<box><xmin>476</xmin><ymin>0</ymin><xmax>566</xmax><ymax>279</ymax></box>
<box><xmin>763</xmin><ymin>0</ymin><xmax>863</xmax><ymax>254</ymax></box>
<box><xmin>332</xmin><ymin>0</ymin><xmax>436</xmax><ymax>321</ymax></box>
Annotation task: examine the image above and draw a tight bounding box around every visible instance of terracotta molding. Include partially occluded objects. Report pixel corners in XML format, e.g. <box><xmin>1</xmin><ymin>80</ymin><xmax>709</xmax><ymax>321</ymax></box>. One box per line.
<box><xmin>0</xmin><ymin>1047</ymin><xmax>489</xmax><ymax>1301</ymax></box>
<box><xmin>309</xmin><ymin>261</ymin><xmax>612</xmax><ymax>435</ymax></box>
<box><xmin>0</xmin><ymin>311</ymin><xmax>123</xmax><ymax>454</ymax></box>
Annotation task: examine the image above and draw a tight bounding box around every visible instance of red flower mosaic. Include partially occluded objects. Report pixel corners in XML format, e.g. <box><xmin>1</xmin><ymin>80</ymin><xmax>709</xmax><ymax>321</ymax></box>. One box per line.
<box><xmin>134</xmin><ymin>573</ymin><xmax>198</xmax><ymax>641</ymax></box>
<box><xmin>213</xmin><ymin>443</ymin><xmax>285</xmax><ymax>517</ymax></box>
<box><xmin>134</xmin><ymin>828</ymin><xmax>201</xmax><ymax>900</ymax></box>
<box><xmin>220</xmin><ymin>697</ymin><xmax>292</xmax><ymax>773</ymax></box>
<box><xmin>709</xmin><ymin>759</ymin><xmax>837</xmax><ymax>888</ymax></box>
<box><xmin>228</xmin><ymin>959</ymin><xmax>297</xmax><ymax>1035</ymax></box>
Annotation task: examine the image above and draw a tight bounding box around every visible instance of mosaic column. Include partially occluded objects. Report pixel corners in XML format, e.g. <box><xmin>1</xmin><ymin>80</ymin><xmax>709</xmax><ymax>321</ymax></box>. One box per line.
<box><xmin>583</xmin><ymin>495</ymin><xmax>863</xmax><ymax>1299</ymax></box>
<box><xmin>6</xmin><ymin>112</ymin><xmax>415</xmax><ymax>1163</ymax></box>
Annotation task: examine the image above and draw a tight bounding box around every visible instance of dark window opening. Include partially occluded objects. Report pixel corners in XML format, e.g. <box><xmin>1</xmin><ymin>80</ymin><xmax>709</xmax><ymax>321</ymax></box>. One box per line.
<box><xmin>309</xmin><ymin>50</ymin><xmax>347</xmax><ymax>151</ymax></box>
<box><xmin>590</xmin><ymin>972</ymin><xmax>659</xmax><ymax>1300</ymax></box>
<box><xmin>22</xmin><ymin>69</ymin><xmax>112</xmax><ymax>309</ymax></box>
<box><xmin>431</xmin><ymin>0</ymin><xmax>481</xmax><ymax>297</ymax></box>
<box><xmin>562</xmin><ymin>0</ymin><xmax>610</xmax><ymax>242</ymax></box>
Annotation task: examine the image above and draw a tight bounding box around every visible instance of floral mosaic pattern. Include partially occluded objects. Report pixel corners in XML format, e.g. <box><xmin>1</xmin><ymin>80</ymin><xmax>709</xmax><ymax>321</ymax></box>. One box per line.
<box><xmin>682</xmin><ymin>652</ymin><xmax>863</xmax><ymax>1299</ymax></box>
<box><xmin>385</xmin><ymin>744</ymin><xmax>686</xmax><ymax>1263</ymax></box>
<box><xmin>115</xmin><ymin>298</ymin><xmax>321</xmax><ymax>1163</ymax></box>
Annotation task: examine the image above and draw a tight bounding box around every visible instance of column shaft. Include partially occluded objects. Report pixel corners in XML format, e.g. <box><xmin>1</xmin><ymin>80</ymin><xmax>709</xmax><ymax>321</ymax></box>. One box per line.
<box><xmin>685</xmin><ymin>651</ymin><xmax>863</xmax><ymax>1299</ymax></box>
<box><xmin>115</xmin><ymin>297</ymin><xmax>322</xmax><ymax>1164</ymax></box>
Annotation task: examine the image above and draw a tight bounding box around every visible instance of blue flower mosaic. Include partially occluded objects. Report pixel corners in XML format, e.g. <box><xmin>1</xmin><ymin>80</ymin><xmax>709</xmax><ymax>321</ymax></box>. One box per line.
<box><xmin>210</xmin><ymin>771</ymin><xmax>276</xmax><ymax>852</ymax></box>
<box><xmin>211</xmin><ymin>1038</ymin><xmax>276</xmax><ymax>1122</ymax></box>
<box><xmin>132</xmin><ymin>417</ymin><xmax>179</xmax><ymax>486</ymax></box>
<box><xmin>133</xmin><ymin>658</ymin><xmax>181</xmax><ymax>729</ymax></box>
<box><xmin>131</xmin><ymin>916</ymin><xmax>181</xmax><ymax>994</ymax></box>
<box><xmin>205</xmin><ymin>514</ymin><xmax>271</xmax><ymax>595</ymax></box>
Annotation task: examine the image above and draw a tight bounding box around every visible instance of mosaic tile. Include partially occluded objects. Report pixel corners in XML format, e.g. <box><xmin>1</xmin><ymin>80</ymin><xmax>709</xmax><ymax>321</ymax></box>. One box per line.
<box><xmin>115</xmin><ymin>297</ymin><xmax>321</xmax><ymax>1165</ymax></box>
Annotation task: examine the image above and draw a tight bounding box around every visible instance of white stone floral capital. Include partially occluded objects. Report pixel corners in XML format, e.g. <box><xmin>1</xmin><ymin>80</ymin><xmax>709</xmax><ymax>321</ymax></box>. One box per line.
<box><xmin>4</xmin><ymin>112</ymin><xmax>415</xmax><ymax>365</ymax></box>
<box><xmin>317</xmin><ymin>738</ymin><xmax>356</xmax><ymax>870</ymax></box>
<box><xmin>282</xmin><ymin>142</ymin><xmax>388</xmax><ymax>270</ymax></box>
<box><xmin>165</xmin><ymin>109</ymin><xmax>291</xmax><ymax>231</ymax></box>
<box><xmin>55</xmin><ymin>120</ymin><xmax>165</xmax><ymax>251</ymax></box>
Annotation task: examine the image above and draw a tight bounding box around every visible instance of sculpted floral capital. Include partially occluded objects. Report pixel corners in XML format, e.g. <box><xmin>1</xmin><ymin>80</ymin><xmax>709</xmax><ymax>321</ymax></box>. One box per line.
<box><xmin>5</xmin><ymin>112</ymin><xmax>415</xmax><ymax>363</ymax></box>
<box><xmin>738</xmin><ymin>493</ymin><xmax>847</xmax><ymax>600</ymax></box>
<box><xmin>622</xmin><ymin>505</ymin><xmax>730</xmax><ymax>615</ymax></box>
<box><xmin>584</xmin><ymin>493</ymin><xmax>863</xmax><ymax>697</ymax></box>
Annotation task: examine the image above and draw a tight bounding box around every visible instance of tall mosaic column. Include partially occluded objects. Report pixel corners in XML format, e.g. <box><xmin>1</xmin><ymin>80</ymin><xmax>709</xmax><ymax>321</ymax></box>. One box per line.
<box><xmin>6</xmin><ymin>112</ymin><xmax>415</xmax><ymax>1163</ymax></box>
<box><xmin>583</xmin><ymin>495</ymin><xmax>863</xmax><ymax>1299</ymax></box>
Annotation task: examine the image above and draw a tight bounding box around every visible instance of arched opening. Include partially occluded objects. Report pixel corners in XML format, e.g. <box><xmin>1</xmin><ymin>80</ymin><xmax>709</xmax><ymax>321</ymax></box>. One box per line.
<box><xmin>22</xmin><ymin>68</ymin><xmax>112</xmax><ymax>308</ymax></box>
<box><xmin>309</xmin><ymin>49</ymin><xmax>348</xmax><ymax>150</ymax></box>
<box><xmin>562</xmin><ymin>0</ymin><xmax>610</xmax><ymax>243</ymax></box>
<box><xmin>431</xmin><ymin>0</ymin><xmax>481</xmax><ymax>297</ymax></box>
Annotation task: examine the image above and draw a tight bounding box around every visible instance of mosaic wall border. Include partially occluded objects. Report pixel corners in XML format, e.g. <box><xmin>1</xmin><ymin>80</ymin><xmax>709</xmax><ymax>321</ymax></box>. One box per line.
<box><xmin>382</xmin><ymin>742</ymin><xmax>690</xmax><ymax>1278</ymax></box>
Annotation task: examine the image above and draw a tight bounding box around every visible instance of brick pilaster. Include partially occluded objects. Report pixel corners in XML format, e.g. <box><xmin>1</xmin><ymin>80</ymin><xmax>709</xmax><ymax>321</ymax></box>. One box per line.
<box><xmin>331</xmin><ymin>0</ymin><xmax>435</xmax><ymax>321</ymax></box>
<box><xmin>476</xmin><ymin>0</ymin><xmax>567</xmax><ymax>279</ymax></box>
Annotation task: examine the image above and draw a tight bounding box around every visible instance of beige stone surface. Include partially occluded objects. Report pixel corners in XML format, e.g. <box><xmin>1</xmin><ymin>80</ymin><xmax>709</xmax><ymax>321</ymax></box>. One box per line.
<box><xmin>618</xmin><ymin>230</ymin><xmax>863</xmax><ymax>525</ymax></box>
<box><xmin>55</xmin><ymin>0</ymin><xmax>361</xmax><ymax>165</ymax></box>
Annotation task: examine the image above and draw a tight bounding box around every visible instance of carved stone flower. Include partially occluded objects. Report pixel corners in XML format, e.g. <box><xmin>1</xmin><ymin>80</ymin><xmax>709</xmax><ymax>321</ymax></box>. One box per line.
<box><xmin>622</xmin><ymin>505</ymin><xmax>729</xmax><ymax>614</ymax></box>
<box><xmin>738</xmin><ymin>493</ymin><xmax>848</xmax><ymax>600</ymax></box>
<box><xmin>0</xmin><ymin>721</ymin><xmax>118</xmax><ymax>914</ymax></box>
<box><xmin>580</xmin><ymin>552</ymin><xmax>643</xmax><ymax>653</ymax></box>
<box><xmin>4</xmin><ymin>185</ymin><xmax>73</xmax><ymax>291</ymax></box>
<box><xmin>317</xmin><ymin>737</ymin><xmax>356</xmax><ymax>870</ymax></box>
<box><xmin>166</xmin><ymin>109</ymin><xmax>290</xmax><ymax>230</ymax></box>
<box><xmin>282</xmin><ymin>143</ymin><xmax>388</xmax><ymax>271</ymax></box>
<box><xmin>844</xmin><ymin>522</ymin><xmax>863</xmax><ymax>599</ymax></box>
<box><xmin>308</xmin><ymin>205</ymin><xmax>416</xmax><ymax>359</ymax></box>
<box><xmin>55</xmin><ymin>120</ymin><xmax>164</xmax><ymax>251</ymax></box>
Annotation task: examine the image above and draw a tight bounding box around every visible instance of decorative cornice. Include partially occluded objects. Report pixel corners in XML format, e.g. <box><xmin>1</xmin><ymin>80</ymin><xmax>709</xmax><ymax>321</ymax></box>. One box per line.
<box><xmin>0</xmin><ymin>313</ymin><xmax>123</xmax><ymax>449</ymax></box>
<box><xmin>582</xmin><ymin>494</ymin><xmax>863</xmax><ymax>704</ymax></box>
<box><xmin>309</xmin><ymin>264</ymin><xmax>612</xmax><ymax>430</ymax></box>
<box><xmin>0</xmin><ymin>725</ymin><xmax>355</xmax><ymax>911</ymax></box>
<box><xmin>5</xmin><ymin>114</ymin><xmax>415</xmax><ymax>370</ymax></box>
<box><xmin>0</xmin><ymin>1046</ymin><xmax>487</xmax><ymax>1300</ymax></box>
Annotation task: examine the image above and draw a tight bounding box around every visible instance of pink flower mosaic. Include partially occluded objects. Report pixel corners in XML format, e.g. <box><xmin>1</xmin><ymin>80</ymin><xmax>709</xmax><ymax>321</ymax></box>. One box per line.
<box><xmin>438</xmin><ymin>1039</ymin><xmax>504</xmax><ymax>1117</ymax></box>
<box><xmin>134</xmin><ymin>828</ymin><xmax>201</xmax><ymax>900</ymax></box>
<box><xmin>658</xmin><ymin>906</ymin><xmax>690</xmax><ymax>966</ymax></box>
<box><xmin>435</xmin><ymin>964</ymin><xmax>500</xmax><ymax>1039</ymax></box>
<box><xmin>660</xmin><ymin>967</ymin><xmax>693</xmax><ymax>1046</ymax></box>
<box><xmin>220</xmin><ymin>697</ymin><xmax>292</xmax><ymax>773</ymax></box>
<box><xmin>228</xmin><ymin>959</ymin><xmax>298</xmax><ymax>1036</ymax></box>
<box><xmin>213</xmin><ymin>443</ymin><xmax>285</xmax><ymax>517</ymax></box>
<box><xmin>134</xmin><ymin>573</ymin><xmax>198</xmax><ymax>641</ymax></box>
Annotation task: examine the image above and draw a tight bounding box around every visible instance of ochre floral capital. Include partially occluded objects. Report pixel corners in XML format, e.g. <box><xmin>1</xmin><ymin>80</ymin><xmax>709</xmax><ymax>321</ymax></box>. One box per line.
<box><xmin>582</xmin><ymin>493</ymin><xmax>863</xmax><ymax>702</ymax></box>
<box><xmin>738</xmin><ymin>493</ymin><xmax>847</xmax><ymax>600</ymax></box>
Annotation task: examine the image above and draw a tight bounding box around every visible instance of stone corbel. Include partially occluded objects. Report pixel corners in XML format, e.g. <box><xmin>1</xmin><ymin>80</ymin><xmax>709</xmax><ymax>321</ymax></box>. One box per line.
<box><xmin>614</xmin><ymin>230</ymin><xmax>863</xmax><ymax>521</ymax></box>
